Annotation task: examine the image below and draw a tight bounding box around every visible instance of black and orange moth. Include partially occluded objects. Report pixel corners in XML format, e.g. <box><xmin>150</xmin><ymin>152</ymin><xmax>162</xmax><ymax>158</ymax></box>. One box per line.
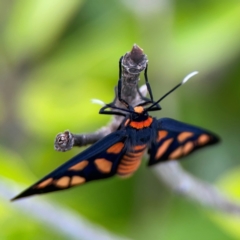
<box><xmin>12</xmin><ymin>57</ymin><xmax>219</xmax><ymax>201</ymax></box>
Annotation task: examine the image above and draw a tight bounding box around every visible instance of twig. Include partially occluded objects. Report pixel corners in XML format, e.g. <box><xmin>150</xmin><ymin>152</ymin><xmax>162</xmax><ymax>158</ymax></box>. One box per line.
<box><xmin>153</xmin><ymin>162</ymin><xmax>240</xmax><ymax>215</ymax></box>
<box><xmin>54</xmin><ymin>44</ymin><xmax>240</xmax><ymax>214</ymax></box>
<box><xmin>54</xmin><ymin>44</ymin><xmax>149</xmax><ymax>151</ymax></box>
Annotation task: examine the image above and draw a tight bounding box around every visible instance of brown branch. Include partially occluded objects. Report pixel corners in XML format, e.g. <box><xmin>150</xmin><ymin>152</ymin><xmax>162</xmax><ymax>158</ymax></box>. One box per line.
<box><xmin>153</xmin><ymin>162</ymin><xmax>240</xmax><ymax>215</ymax></box>
<box><xmin>54</xmin><ymin>44</ymin><xmax>148</xmax><ymax>151</ymax></box>
<box><xmin>54</xmin><ymin>44</ymin><xmax>240</xmax><ymax>214</ymax></box>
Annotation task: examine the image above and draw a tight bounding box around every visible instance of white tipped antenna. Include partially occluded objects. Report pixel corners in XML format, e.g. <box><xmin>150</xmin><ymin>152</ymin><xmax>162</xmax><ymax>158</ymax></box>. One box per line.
<box><xmin>182</xmin><ymin>71</ymin><xmax>199</xmax><ymax>84</ymax></box>
<box><xmin>91</xmin><ymin>99</ymin><xmax>105</xmax><ymax>106</ymax></box>
<box><xmin>147</xmin><ymin>71</ymin><xmax>200</xmax><ymax>110</ymax></box>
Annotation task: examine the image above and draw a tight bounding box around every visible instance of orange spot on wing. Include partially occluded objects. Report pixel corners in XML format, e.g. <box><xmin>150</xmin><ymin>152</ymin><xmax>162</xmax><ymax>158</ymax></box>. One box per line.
<box><xmin>155</xmin><ymin>138</ymin><xmax>174</xmax><ymax>160</ymax></box>
<box><xmin>70</xmin><ymin>176</ymin><xmax>86</xmax><ymax>186</ymax></box>
<box><xmin>157</xmin><ymin>130</ymin><xmax>168</xmax><ymax>142</ymax></box>
<box><xmin>183</xmin><ymin>141</ymin><xmax>194</xmax><ymax>155</ymax></box>
<box><xmin>169</xmin><ymin>146</ymin><xmax>183</xmax><ymax>159</ymax></box>
<box><xmin>68</xmin><ymin>160</ymin><xmax>88</xmax><ymax>171</ymax></box>
<box><xmin>198</xmin><ymin>134</ymin><xmax>210</xmax><ymax>145</ymax></box>
<box><xmin>178</xmin><ymin>132</ymin><xmax>194</xmax><ymax>143</ymax></box>
<box><xmin>35</xmin><ymin>178</ymin><xmax>53</xmax><ymax>189</ymax></box>
<box><xmin>134</xmin><ymin>106</ymin><xmax>144</xmax><ymax>113</ymax></box>
<box><xmin>55</xmin><ymin>176</ymin><xmax>70</xmax><ymax>188</ymax></box>
<box><xmin>94</xmin><ymin>158</ymin><xmax>112</xmax><ymax>173</ymax></box>
<box><xmin>107</xmin><ymin>142</ymin><xmax>124</xmax><ymax>154</ymax></box>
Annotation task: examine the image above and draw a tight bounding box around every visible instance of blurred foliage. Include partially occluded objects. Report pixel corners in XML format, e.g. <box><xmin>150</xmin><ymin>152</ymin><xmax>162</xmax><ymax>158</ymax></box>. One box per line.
<box><xmin>1</xmin><ymin>0</ymin><xmax>240</xmax><ymax>239</ymax></box>
<box><xmin>210</xmin><ymin>167</ymin><xmax>240</xmax><ymax>239</ymax></box>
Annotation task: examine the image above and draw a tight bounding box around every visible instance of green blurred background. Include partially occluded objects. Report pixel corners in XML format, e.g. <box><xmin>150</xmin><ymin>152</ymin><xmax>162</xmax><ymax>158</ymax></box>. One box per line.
<box><xmin>1</xmin><ymin>0</ymin><xmax>240</xmax><ymax>239</ymax></box>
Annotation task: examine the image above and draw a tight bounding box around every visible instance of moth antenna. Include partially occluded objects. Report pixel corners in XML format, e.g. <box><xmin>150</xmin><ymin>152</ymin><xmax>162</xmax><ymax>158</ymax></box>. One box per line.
<box><xmin>91</xmin><ymin>99</ymin><xmax>106</xmax><ymax>106</ymax></box>
<box><xmin>92</xmin><ymin>98</ymin><xmax>136</xmax><ymax>115</ymax></box>
<box><xmin>182</xmin><ymin>71</ymin><xmax>199</xmax><ymax>84</ymax></box>
<box><xmin>147</xmin><ymin>71</ymin><xmax>199</xmax><ymax>111</ymax></box>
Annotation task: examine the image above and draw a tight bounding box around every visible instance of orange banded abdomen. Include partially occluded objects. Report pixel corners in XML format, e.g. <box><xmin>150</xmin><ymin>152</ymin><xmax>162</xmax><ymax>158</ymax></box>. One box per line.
<box><xmin>117</xmin><ymin>145</ymin><xmax>146</xmax><ymax>176</ymax></box>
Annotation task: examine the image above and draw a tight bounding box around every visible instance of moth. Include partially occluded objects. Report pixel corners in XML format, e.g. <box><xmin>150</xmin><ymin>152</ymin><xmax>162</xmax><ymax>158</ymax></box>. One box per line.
<box><xmin>12</xmin><ymin>63</ymin><xmax>219</xmax><ymax>201</ymax></box>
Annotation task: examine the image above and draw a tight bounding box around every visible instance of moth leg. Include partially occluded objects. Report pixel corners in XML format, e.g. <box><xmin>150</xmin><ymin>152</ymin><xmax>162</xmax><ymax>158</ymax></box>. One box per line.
<box><xmin>144</xmin><ymin>63</ymin><xmax>154</xmax><ymax>102</ymax></box>
<box><xmin>140</xmin><ymin>63</ymin><xmax>162</xmax><ymax>109</ymax></box>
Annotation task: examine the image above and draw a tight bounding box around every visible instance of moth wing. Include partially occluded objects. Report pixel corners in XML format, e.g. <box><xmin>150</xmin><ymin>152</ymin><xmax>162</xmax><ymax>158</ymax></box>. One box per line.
<box><xmin>148</xmin><ymin>118</ymin><xmax>219</xmax><ymax>166</ymax></box>
<box><xmin>12</xmin><ymin>131</ymin><xmax>128</xmax><ymax>200</ymax></box>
